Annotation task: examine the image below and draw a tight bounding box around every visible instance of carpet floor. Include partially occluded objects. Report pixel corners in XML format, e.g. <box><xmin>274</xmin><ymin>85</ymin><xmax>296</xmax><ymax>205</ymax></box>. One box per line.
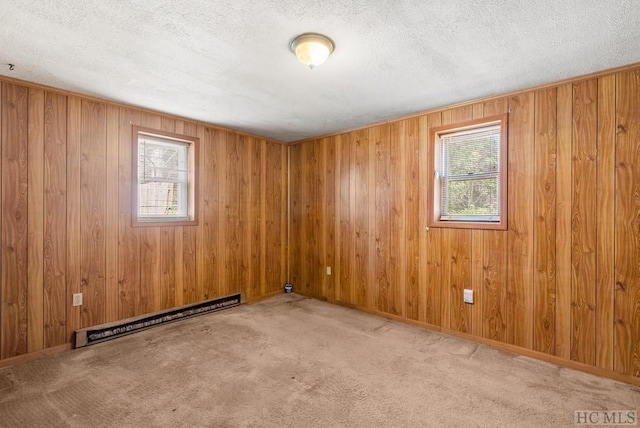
<box><xmin>0</xmin><ymin>293</ymin><xmax>638</xmax><ymax>427</ymax></box>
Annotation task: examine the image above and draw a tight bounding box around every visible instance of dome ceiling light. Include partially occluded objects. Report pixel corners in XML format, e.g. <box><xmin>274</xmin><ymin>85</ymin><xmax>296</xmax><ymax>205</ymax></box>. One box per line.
<box><xmin>290</xmin><ymin>33</ymin><xmax>335</xmax><ymax>69</ymax></box>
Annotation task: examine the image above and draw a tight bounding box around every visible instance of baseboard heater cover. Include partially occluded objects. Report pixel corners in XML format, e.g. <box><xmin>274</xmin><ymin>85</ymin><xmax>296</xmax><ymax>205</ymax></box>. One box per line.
<box><xmin>75</xmin><ymin>293</ymin><xmax>243</xmax><ymax>348</ymax></box>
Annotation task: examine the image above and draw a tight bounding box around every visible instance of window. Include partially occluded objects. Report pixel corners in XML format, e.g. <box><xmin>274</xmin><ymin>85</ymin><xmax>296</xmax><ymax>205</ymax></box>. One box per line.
<box><xmin>427</xmin><ymin>114</ymin><xmax>507</xmax><ymax>230</ymax></box>
<box><xmin>132</xmin><ymin>126</ymin><xmax>198</xmax><ymax>226</ymax></box>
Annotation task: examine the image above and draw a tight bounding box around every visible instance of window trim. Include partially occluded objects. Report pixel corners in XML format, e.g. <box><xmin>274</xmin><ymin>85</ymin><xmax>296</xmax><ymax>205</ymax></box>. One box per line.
<box><xmin>427</xmin><ymin>114</ymin><xmax>508</xmax><ymax>230</ymax></box>
<box><xmin>131</xmin><ymin>126</ymin><xmax>199</xmax><ymax>227</ymax></box>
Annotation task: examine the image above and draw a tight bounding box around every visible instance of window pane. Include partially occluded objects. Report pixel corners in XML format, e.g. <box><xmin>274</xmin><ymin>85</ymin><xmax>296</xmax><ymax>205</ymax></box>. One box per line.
<box><xmin>443</xmin><ymin>129</ymin><xmax>499</xmax><ymax>177</ymax></box>
<box><xmin>138</xmin><ymin>136</ymin><xmax>188</xmax><ymax>219</ymax></box>
<box><xmin>444</xmin><ymin>177</ymin><xmax>498</xmax><ymax>216</ymax></box>
<box><xmin>138</xmin><ymin>180</ymin><xmax>185</xmax><ymax>217</ymax></box>
<box><xmin>139</xmin><ymin>139</ymin><xmax>187</xmax><ymax>181</ymax></box>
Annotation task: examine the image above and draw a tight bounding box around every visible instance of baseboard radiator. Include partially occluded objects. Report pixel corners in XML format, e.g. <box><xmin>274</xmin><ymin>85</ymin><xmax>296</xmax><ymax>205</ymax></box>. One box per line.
<box><xmin>75</xmin><ymin>293</ymin><xmax>243</xmax><ymax>348</ymax></box>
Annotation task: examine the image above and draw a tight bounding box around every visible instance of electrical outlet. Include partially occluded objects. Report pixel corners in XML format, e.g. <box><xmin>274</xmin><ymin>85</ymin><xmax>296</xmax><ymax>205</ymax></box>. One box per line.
<box><xmin>72</xmin><ymin>293</ymin><xmax>83</xmax><ymax>307</ymax></box>
<box><xmin>463</xmin><ymin>289</ymin><xmax>473</xmax><ymax>304</ymax></box>
<box><xmin>326</xmin><ymin>266</ymin><xmax>332</xmax><ymax>275</ymax></box>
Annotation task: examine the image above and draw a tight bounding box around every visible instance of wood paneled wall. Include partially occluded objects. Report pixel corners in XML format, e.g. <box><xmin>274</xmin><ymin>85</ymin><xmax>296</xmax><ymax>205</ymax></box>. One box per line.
<box><xmin>289</xmin><ymin>67</ymin><xmax>640</xmax><ymax>381</ymax></box>
<box><xmin>1</xmin><ymin>65</ymin><xmax>639</xmax><ymax>384</ymax></box>
<box><xmin>0</xmin><ymin>79</ymin><xmax>288</xmax><ymax>361</ymax></box>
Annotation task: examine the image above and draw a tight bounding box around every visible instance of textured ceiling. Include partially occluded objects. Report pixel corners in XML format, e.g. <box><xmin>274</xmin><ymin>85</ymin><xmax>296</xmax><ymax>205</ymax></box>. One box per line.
<box><xmin>1</xmin><ymin>1</ymin><xmax>640</xmax><ymax>142</ymax></box>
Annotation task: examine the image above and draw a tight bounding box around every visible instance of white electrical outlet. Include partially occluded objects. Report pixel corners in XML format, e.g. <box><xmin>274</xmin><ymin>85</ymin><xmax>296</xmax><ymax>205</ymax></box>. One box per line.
<box><xmin>463</xmin><ymin>289</ymin><xmax>473</xmax><ymax>304</ymax></box>
<box><xmin>72</xmin><ymin>293</ymin><xmax>83</xmax><ymax>307</ymax></box>
<box><xmin>326</xmin><ymin>266</ymin><xmax>332</xmax><ymax>275</ymax></box>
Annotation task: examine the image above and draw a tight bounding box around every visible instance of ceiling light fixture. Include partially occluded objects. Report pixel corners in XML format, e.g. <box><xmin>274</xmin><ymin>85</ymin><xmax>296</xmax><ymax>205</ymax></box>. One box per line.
<box><xmin>290</xmin><ymin>33</ymin><xmax>334</xmax><ymax>69</ymax></box>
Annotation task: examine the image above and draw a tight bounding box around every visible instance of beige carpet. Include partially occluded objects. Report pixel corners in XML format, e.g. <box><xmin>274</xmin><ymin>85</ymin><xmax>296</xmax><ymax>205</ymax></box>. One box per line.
<box><xmin>0</xmin><ymin>294</ymin><xmax>638</xmax><ymax>427</ymax></box>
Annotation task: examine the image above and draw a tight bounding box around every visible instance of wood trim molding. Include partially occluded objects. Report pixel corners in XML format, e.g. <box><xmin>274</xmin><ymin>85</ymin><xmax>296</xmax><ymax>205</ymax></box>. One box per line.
<box><xmin>0</xmin><ymin>75</ymin><xmax>287</xmax><ymax>146</ymax></box>
<box><xmin>290</xmin><ymin>60</ymin><xmax>640</xmax><ymax>145</ymax></box>
<box><xmin>131</xmin><ymin>125</ymin><xmax>199</xmax><ymax>227</ymax></box>
<box><xmin>0</xmin><ymin>344</ymin><xmax>73</xmax><ymax>369</ymax></box>
<box><xmin>245</xmin><ymin>289</ymin><xmax>284</xmax><ymax>304</ymax></box>
<box><xmin>427</xmin><ymin>113</ymin><xmax>508</xmax><ymax>230</ymax></box>
<box><xmin>299</xmin><ymin>293</ymin><xmax>640</xmax><ymax>388</ymax></box>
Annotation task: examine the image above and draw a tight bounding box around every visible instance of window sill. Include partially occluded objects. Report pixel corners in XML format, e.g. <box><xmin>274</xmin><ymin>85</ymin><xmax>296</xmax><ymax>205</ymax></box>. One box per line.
<box><xmin>427</xmin><ymin>218</ymin><xmax>507</xmax><ymax>230</ymax></box>
<box><xmin>131</xmin><ymin>218</ymin><xmax>198</xmax><ymax>228</ymax></box>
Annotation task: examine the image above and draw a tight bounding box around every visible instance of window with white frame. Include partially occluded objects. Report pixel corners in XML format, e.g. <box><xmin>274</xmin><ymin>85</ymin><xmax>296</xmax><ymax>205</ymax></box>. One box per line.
<box><xmin>132</xmin><ymin>127</ymin><xmax>198</xmax><ymax>226</ymax></box>
<box><xmin>428</xmin><ymin>114</ymin><xmax>508</xmax><ymax>230</ymax></box>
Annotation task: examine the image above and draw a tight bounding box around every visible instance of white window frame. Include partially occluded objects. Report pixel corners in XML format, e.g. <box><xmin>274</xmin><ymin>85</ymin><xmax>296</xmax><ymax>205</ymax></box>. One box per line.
<box><xmin>132</xmin><ymin>126</ymin><xmax>198</xmax><ymax>227</ymax></box>
<box><xmin>427</xmin><ymin>114</ymin><xmax>508</xmax><ymax>230</ymax></box>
